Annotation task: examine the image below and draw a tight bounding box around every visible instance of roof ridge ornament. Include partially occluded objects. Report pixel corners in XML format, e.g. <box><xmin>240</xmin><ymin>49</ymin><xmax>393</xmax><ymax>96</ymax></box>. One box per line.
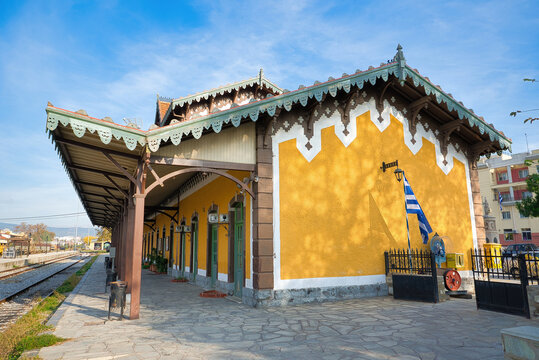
<box><xmin>393</xmin><ymin>44</ymin><xmax>407</xmax><ymax>82</ymax></box>
<box><xmin>259</xmin><ymin>68</ymin><xmax>264</xmax><ymax>86</ymax></box>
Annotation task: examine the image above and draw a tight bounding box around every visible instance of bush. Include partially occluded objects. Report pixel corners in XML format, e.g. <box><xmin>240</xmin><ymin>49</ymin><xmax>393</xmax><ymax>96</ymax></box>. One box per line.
<box><xmin>156</xmin><ymin>256</ymin><xmax>168</xmax><ymax>273</ymax></box>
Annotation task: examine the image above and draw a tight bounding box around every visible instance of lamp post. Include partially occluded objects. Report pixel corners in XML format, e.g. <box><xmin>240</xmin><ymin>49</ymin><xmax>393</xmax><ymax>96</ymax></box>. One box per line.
<box><xmin>394</xmin><ymin>167</ymin><xmax>413</xmax><ymax>273</ymax></box>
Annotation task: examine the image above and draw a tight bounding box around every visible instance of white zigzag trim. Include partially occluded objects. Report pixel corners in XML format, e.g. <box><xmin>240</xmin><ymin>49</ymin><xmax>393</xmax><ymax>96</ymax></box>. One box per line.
<box><xmin>272</xmin><ymin>97</ymin><xmax>465</xmax><ymax>175</ymax></box>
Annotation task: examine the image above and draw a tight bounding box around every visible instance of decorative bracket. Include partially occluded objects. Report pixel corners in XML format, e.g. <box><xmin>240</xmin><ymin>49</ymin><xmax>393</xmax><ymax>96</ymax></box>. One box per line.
<box><xmin>264</xmin><ymin>108</ymin><xmax>281</xmax><ymax>148</ymax></box>
<box><xmin>336</xmin><ymin>89</ymin><xmax>360</xmax><ymax>135</ymax></box>
<box><xmin>144</xmin><ymin>222</ymin><xmax>155</xmax><ymax>231</ymax></box>
<box><xmin>155</xmin><ymin>209</ymin><xmax>179</xmax><ymax>224</ymax></box>
<box><xmin>439</xmin><ymin>119</ymin><xmax>464</xmax><ymax>164</ymax></box>
<box><xmin>469</xmin><ymin>140</ymin><xmax>494</xmax><ymax>165</ymax></box>
<box><xmin>146</xmin><ymin>163</ymin><xmax>164</xmax><ymax>187</ymax></box>
<box><xmin>407</xmin><ymin>96</ymin><xmax>431</xmax><ymax>140</ymax></box>
<box><xmin>376</xmin><ymin>79</ymin><xmax>399</xmax><ymax>122</ymax></box>
<box><xmin>306</xmin><ymin>99</ymin><xmax>325</xmax><ymax>135</ymax></box>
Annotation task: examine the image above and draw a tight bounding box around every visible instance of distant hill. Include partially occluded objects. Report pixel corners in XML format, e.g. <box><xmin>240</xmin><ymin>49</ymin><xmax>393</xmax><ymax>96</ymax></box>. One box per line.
<box><xmin>0</xmin><ymin>222</ymin><xmax>97</xmax><ymax>238</ymax></box>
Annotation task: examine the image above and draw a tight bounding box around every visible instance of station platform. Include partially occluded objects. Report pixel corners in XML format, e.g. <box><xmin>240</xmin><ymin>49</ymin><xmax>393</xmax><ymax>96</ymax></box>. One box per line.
<box><xmin>34</xmin><ymin>255</ymin><xmax>535</xmax><ymax>360</ymax></box>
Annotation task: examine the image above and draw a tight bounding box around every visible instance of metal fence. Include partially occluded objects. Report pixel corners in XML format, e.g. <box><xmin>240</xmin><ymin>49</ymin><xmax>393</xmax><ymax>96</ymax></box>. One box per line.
<box><xmin>471</xmin><ymin>248</ymin><xmax>539</xmax><ymax>286</ymax></box>
<box><xmin>384</xmin><ymin>249</ymin><xmax>434</xmax><ymax>275</ymax></box>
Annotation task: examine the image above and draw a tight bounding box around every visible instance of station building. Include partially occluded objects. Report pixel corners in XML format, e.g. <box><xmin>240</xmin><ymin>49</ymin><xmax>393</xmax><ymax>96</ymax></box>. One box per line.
<box><xmin>45</xmin><ymin>46</ymin><xmax>511</xmax><ymax>319</ymax></box>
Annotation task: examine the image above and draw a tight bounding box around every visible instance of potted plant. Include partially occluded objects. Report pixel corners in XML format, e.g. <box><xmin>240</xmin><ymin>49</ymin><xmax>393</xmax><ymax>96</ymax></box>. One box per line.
<box><xmin>157</xmin><ymin>256</ymin><xmax>168</xmax><ymax>274</ymax></box>
<box><xmin>149</xmin><ymin>249</ymin><xmax>158</xmax><ymax>272</ymax></box>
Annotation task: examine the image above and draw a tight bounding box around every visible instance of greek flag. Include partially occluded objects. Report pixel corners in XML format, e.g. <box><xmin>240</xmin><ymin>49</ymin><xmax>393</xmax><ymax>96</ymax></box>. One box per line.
<box><xmin>498</xmin><ymin>192</ymin><xmax>503</xmax><ymax>211</ymax></box>
<box><xmin>404</xmin><ymin>175</ymin><xmax>433</xmax><ymax>244</ymax></box>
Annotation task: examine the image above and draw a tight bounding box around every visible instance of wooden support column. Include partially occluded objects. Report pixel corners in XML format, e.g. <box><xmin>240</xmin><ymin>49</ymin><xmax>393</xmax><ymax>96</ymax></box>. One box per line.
<box><xmin>116</xmin><ymin>218</ymin><xmax>122</xmax><ymax>277</ymax></box>
<box><xmin>128</xmin><ymin>153</ymin><xmax>147</xmax><ymax>320</ymax></box>
<box><xmin>129</xmin><ymin>192</ymin><xmax>145</xmax><ymax>319</ymax></box>
<box><xmin>252</xmin><ymin>121</ymin><xmax>274</xmax><ymax>290</ymax></box>
<box><xmin>125</xmin><ymin>193</ymin><xmax>135</xmax><ymax>293</ymax></box>
<box><xmin>120</xmin><ymin>207</ymin><xmax>128</xmax><ymax>281</ymax></box>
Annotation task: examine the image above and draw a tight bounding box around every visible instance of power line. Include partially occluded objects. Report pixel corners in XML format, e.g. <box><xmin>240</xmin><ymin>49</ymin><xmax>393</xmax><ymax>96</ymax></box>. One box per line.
<box><xmin>0</xmin><ymin>212</ymin><xmax>88</xmax><ymax>221</ymax></box>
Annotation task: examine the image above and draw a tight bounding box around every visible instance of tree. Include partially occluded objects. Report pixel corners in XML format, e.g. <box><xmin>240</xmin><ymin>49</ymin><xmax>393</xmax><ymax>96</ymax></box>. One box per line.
<box><xmin>83</xmin><ymin>235</ymin><xmax>97</xmax><ymax>246</ymax></box>
<box><xmin>510</xmin><ymin>78</ymin><xmax>538</xmax><ymax>124</ymax></box>
<box><xmin>516</xmin><ymin>174</ymin><xmax>539</xmax><ymax>217</ymax></box>
<box><xmin>14</xmin><ymin>222</ymin><xmax>55</xmax><ymax>243</ymax></box>
<box><xmin>95</xmin><ymin>227</ymin><xmax>111</xmax><ymax>242</ymax></box>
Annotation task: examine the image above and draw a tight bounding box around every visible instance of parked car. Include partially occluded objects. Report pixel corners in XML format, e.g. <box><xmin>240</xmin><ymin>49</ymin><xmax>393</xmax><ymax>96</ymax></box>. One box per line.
<box><xmin>501</xmin><ymin>243</ymin><xmax>539</xmax><ymax>279</ymax></box>
<box><xmin>503</xmin><ymin>243</ymin><xmax>539</xmax><ymax>257</ymax></box>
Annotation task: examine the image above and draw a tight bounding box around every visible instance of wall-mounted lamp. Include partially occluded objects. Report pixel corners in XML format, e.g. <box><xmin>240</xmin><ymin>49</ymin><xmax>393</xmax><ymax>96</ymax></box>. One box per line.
<box><xmin>394</xmin><ymin>168</ymin><xmax>404</xmax><ymax>182</ymax></box>
<box><xmin>243</xmin><ymin>174</ymin><xmax>259</xmax><ymax>185</ymax></box>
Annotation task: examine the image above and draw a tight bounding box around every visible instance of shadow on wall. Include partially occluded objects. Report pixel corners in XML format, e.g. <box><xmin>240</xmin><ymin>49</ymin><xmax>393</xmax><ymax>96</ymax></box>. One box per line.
<box><xmin>279</xmin><ymin>111</ymin><xmax>473</xmax><ymax>280</ymax></box>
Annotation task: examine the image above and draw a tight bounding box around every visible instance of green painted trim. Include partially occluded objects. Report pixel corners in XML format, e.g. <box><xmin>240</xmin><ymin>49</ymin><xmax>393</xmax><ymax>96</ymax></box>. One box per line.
<box><xmin>403</xmin><ymin>66</ymin><xmax>511</xmax><ymax>150</ymax></box>
<box><xmin>45</xmin><ymin>62</ymin><xmax>511</xmax><ymax>154</ymax></box>
<box><xmin>146</xmin><ymin>62</ymin><xmax>511</xmax><ymax>152</ymax></box>
<box><xmin>171</xmin><ymin>77</ymin><xmax>283</xmax><ymax>108</ymax></box>
<box><xmin>46</xmin><ymin>107</ymin><xmax>146</xmax><ymax>151</ymax></box>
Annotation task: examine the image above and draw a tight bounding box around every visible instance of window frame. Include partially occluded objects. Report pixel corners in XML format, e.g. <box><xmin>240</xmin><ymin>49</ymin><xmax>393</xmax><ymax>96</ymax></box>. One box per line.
<box><xmin>522</xmin><ymin>228</ymin><xmax>532</xmax><ymax>241</ymax></box>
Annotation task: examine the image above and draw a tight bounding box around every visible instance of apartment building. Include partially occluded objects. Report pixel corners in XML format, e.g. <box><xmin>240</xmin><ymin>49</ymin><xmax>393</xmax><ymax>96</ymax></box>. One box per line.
<box><xmin>478</xmin><ymin>150</ymin><xmax>539</xmax><ymax>246</ymax></box>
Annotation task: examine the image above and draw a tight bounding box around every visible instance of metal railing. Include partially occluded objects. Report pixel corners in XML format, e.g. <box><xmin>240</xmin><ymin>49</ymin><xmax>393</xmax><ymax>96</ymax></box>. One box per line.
<box><xmin>471</xmin><ymin>248</ymin><xmax>539</xmax><ymax>285</ymax></box>
<box><xmin>385</xmin><ymin>249</ymin><xmax>434</xmax><ymax>275</ymax></box>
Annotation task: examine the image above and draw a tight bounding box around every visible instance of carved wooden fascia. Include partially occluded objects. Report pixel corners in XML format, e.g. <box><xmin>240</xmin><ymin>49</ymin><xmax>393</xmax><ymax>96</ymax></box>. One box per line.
<box><xmin>407</xmin><ymin>96</ymin><xmax>431</xmax><ymax>140</ymax></box>
<box><xmin>263</xmin><ymin>107</ymin><xmax>282</xmax><ymax>148</ymax></box>
<box><xmin>336</xmin><ymin>89</ymin><xmax>360</xmax><ymax>136</ymax></box>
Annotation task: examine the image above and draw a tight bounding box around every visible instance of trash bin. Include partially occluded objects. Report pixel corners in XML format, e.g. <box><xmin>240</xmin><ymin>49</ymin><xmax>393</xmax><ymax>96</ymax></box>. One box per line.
<box><xmin>105</xmin><ymin>270</ymin><xmax>117</xmax><ymax>292</ymax></box>
<box><xmin>104</xmin><ymin>257</ymin><xmax>110</xmax><ymax>269</ymax></box>
<box><xmin>108</xmin><ymin>280</ymin><xmax>127</xmax><ymax>320</ymax></box>
<box><xmin>484</xmin><ymin>243</ymin><xmax>502</xmax><ymax>269</ymax></box>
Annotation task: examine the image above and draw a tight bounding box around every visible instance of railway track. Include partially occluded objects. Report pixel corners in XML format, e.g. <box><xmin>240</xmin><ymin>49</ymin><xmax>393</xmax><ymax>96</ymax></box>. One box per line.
<box><xmin>0</xmin><ymin>255</ymin><xmax>91</xmax><ymax>332</ymax></box>
<box><xmin>0</xmin><ymin>255</ymin><xmax>87</xmax><ymax>304</ymax></box>
<box><xmin>0</xmin><ymin>253</ymin><xmax>78</xmax><ymax>280</ymax></box>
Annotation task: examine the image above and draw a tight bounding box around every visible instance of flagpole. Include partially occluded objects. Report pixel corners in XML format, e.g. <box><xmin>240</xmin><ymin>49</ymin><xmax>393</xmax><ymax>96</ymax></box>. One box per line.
<box><xmin>402</xmin><ymin>172</ymin><xmax>413</xmax><ymax>273</ymax></box>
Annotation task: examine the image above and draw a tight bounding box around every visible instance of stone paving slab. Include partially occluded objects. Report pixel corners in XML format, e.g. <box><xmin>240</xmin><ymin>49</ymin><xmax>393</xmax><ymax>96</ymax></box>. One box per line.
<box><xmin>38</xmin><ymin>255</ymin><xmax>536</xmax><ymax>360</ymax></box>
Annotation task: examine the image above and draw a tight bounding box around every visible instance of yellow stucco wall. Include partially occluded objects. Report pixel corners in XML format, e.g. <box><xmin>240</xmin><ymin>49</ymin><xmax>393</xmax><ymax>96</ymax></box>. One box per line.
<box><xmin>147</xmin><ymin>171</ymin><xmax>251</xmax><ymax>279</ymax></box>
<box><xmin>279</xmin><ymin>111</ymin><xmax>473</xmax><ymax>280</ymax></box>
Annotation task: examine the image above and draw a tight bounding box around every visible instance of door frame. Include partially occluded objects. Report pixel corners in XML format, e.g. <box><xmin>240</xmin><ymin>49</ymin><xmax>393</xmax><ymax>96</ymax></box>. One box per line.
<box><xmin>206</xmin><ymin>204</ymin><xmax>219</xmax><ymax>288</ymax></box>
<box><xmin>190</xmin><ymin>215</ymin><xmax>199</xmax><ymax>281</ymax></box>
<box><xmin>228</xmin><ymin>194</ymin><xmax>246</xmax><ymax>297</ymax></box>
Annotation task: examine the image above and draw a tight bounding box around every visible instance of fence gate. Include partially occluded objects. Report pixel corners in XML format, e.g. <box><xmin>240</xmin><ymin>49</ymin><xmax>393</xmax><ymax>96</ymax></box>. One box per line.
<box><xmin>385</xmin><ymin>249</ymin><xmax>439</xmax><ymax>303</ymax></box>
<box><xmin>471</xmin><ymin>249</ymin><xmax>535</xmax><ymax>319</ymax></box>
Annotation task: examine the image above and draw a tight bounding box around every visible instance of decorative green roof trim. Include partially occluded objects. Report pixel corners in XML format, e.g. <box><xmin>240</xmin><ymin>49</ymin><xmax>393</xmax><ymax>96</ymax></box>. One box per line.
<box><xmin>146</xmin><ymin>62</ymin><xmax>511</xmax><ymax>153</ymax></box>
<box><xmin>45</xmin><ymin>48</ymin><xmax>511</xmax><ymax>155</ymax></box>
<box><xmin>170</xmin><ymin>75</ymin><xmax>283</xmax><ymax>108</ymax></box>
<box><xmin>402</xmin><ymin>66</ymin><xmax>512</xmax><ymax>151</ymax></box>
<box><xmin>46</xmin><ymin>107</ymin><xmax>146</xmax><ymax>151</ymax></box>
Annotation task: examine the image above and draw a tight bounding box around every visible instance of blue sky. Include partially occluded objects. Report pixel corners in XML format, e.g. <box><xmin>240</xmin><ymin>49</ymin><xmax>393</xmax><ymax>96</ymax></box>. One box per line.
<box><xmin>0</xmin><ymin>0</ymin><xmax>538</xmax><ymax>228</ymax></box>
